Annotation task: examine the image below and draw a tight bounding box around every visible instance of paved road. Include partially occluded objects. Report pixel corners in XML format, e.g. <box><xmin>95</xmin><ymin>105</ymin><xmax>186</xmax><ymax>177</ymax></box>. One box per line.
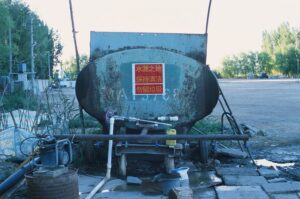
<box><xmin>212</xmin><ymin>79</ymin><xmax>300</xmax><ymax>142</ymax></box>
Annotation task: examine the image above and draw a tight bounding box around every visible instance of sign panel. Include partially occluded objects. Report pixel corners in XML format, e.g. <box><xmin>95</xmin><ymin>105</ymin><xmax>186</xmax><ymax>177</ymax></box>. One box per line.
<box><xmin>132</xmin><ymin>63</ymin><xmax>165</xmax><ymax>95</ymax></box>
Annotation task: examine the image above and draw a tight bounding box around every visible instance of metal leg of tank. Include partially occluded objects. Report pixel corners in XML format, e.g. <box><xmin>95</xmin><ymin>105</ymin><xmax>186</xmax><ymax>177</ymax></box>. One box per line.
<box><xmin>199</xmin><ymin>140</ymin><xmax>209</xmax><ymax>164</ymax></box>
<box><xmin>118</xmin><ymin>154</ymin><xmax>127</xmax><ymax>177</ymax></box>
<box><xmin>164</xmin><ymin>156</ymin><xmax>175</xmax><ymax>174</ymax></box>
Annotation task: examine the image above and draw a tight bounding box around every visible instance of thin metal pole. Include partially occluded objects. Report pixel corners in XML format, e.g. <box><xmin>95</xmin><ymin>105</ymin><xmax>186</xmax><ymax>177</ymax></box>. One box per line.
<box><xmin>296</xmin><ymin>54</ymin><xmax>299</xmax><ymax>83</ymax></box>
<box><xmin>296</xmin><ymin>39</ymin><xmax>299</xmax><ymax>83</ymax></box>
<box><xmin>8</xmin><ymin>26</ymin><xmax>13</xmax><ymax>92</ymax></box>
<box><xmin>30</xmin><ymin>16</ymin><xmax>35</xmax><ymax>93</ymax></box>
<box><xmin>68</xmin><ymin>0</ymin><xmax>85</xmax><ymax>134</ymax></box>
<box><xmin>205</xmin><ymin>0</ymin><xmax>213</xmax><ymax>34</ymax></box>
<box><xmin>47</xmin><ymin>52</ymin><xmax>51</xmax><ymax>80</ymax></box>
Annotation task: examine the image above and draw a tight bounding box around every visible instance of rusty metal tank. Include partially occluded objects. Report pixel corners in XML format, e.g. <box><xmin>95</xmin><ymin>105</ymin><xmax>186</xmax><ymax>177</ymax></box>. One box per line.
<box><xmin>25</xmin><ymin>169</ymin><xmax>79</xmax><ymax>199</ymax></box>
<box><xmin>76</xmin><ymin>32</ymin><xmax>219</xmax><ymax>131</ymax></box>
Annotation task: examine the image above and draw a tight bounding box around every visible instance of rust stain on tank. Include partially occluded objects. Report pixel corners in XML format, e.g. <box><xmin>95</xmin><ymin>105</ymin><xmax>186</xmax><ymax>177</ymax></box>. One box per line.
<box><xmin>99</xmin><ymin>58</ymin><xmax>123</xmax><ymax>116</ymax></box>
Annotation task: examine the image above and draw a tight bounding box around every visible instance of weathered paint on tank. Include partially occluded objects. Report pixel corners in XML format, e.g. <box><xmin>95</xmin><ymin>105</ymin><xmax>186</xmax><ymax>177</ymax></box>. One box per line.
<box><xmin>76</xmin><ymin>32</ymin><xmax>219</xmax><ymax>131</ymax></box>
<box><xmin>76</xmin><ymin>48</ymin><xmax>219</xmax><ymax>130</ymax></box>
<box><xmin>90</xmin><ymin>32</ymin><xmax>207</xmax><ymax>64</ymax></box>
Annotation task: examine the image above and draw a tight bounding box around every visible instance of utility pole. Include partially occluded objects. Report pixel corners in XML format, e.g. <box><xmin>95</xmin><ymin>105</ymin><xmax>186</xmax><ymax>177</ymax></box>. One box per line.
<box><xmin>47</xmin><ymin>52</ymin><xmax>51</xmax><ymax>80</ymax></box>
<box><xmin>69</xmin><ymin>0</ymin><xmax>81</xmax><ymax>76</ymax></box>
<box><xmin>69</xmin><ymin>0</ymin><xmax>85</xmax><ymax>134</ymax></box>
<box><xmin>30</xmin><ymin>16</ymin><xmax>36</xmax><ymax>93</ymax></box>
<box><xmin>8</xmin><ymin>25</ymin><xmax>14</xmax><ymax>92</ymax></box>
<box><xmin>296</xmin><ymin>39</ymin><xmax>299</xmax><ymax>84</ymax></box>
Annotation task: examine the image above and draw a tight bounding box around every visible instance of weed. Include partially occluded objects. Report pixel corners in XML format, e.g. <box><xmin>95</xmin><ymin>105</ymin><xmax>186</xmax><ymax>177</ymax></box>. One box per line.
<box><xmin>190</xmin><ymin>116</ymin><xmax>221</xmax><ymax>134</ymax></box>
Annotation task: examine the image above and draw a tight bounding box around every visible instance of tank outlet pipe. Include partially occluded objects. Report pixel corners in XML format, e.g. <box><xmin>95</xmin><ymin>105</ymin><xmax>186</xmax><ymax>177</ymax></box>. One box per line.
<box><xmin>0</xmin><ymin>158</ymin><xmax>39</xmax><ymax>196</ymax></box>
<box><xmin>157</xmin><ymin>116</ymin><xmax>179</xmax><ymax>122</ymax></box>
<box><xmin>85</xmin><ymin>117</ymin><xmax>115</xmax><ymax>199</ymax></box>
<box><xmin>114</xmin><ymin>116</ymin><xmax>172</xmax><ymax>127</ymax></box>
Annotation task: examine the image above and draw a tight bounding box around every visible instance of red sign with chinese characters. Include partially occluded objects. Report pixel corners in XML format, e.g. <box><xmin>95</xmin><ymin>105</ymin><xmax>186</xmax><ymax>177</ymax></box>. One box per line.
<box><xmin>133</xmin><ymin>63</ymin><xmax>165</xmax><ymax>95</ymax></box>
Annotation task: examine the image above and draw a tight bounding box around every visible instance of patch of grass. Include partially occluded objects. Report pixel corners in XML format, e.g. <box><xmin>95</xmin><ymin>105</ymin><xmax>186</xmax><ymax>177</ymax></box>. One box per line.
<box><xmin>69</xmin><ymin>114</ymin><xmax>102</xmax><ymax>130</ymax></box>
<box><xmin>2</xmin><ymin>90</ymin><xmax>38</xmax><ymax>111</ymax></box>
<box><xmin>189</xmin><ymin>116</ymin><xmax>221</xmax><ymax>134</ymax></box>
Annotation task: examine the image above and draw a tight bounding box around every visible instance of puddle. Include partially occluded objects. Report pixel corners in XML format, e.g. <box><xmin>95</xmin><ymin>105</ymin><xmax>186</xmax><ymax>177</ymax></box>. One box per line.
<box><xmin>114</xmin><ymin>180</ymin><xmax>162</xmax><ymax>196</ymax></box>
<box><xmin>113</xmin><ymin>171</ymin><xmax>222</xmax><ymax>196</ymax></box>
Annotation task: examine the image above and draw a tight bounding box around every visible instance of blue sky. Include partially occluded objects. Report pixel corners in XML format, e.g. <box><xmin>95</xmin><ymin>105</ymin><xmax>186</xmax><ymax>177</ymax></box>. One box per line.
<box><xmin>24</xmin><ymin>0</ymin><xmax>300</xmax><ymax>69</ymax></box>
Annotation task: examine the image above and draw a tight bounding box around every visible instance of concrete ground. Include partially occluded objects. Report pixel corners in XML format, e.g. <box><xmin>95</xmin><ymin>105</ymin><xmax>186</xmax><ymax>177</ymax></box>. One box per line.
<box><xmin>7</xmin><ymin>79</ymin><xmax>298</xmax><ymax>199</ymax></box>
<box><xmin>213</xmin><ymin>79</ymin><xmax>300</xmax><ymax>143</ymax></box>
<box><xmin>74</xmin><ymin>79</ymin><xmax>300</xmax><ymax>199</ymax></box>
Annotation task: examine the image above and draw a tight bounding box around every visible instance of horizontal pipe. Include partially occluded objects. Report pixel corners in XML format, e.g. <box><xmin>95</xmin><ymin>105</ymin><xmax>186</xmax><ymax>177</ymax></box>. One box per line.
<box><xmin>54</xmin><ymin>134</ymin><xmax>249</xmax><ymax>141</ymax></box>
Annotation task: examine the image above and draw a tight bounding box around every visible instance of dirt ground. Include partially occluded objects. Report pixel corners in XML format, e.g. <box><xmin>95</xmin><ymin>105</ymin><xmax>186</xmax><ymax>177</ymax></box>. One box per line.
<box><xmin>213</xmin><ymin>79</ymin><xmax>300</xmax><ymax>145</ymax></box>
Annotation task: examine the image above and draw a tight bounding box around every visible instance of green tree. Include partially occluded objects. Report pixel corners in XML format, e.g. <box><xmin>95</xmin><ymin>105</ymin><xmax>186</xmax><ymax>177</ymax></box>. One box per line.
<box><xmin>222</xmin><ymin>56</ymin><xmax>239</xmax><ymax>78</ymax></box>
<box><xmin>222</xmin><ymin>23</ymin><xmax>300</xmax><ymax>78</ymax></box>
<box><xmin>221</xmin><ymin>52</ymin><xmax>258</xmax><ymax>78</ymax></box>
<box><xmin>0</xmin><ymin>0</ymin><xmax>63</xmax><ymax>78</ymax></box>
<box><xmin>257</xmin><ymin>52</ymin><xmax>272</xmax><ymax>74</ymax></box>
<box><xmin>262</xmin><ymin>23</ymin><xmax>299</xmax><ymax>77</ymax></box>
<box><xmin>0</xmin><ymin>1</ymin><xmax>12</xmax><ymax>74</ymax></box>
<box><xmin>62</xmin><ymin>55</ymin><xmax>89</xmax><ymax>80</ymax></box>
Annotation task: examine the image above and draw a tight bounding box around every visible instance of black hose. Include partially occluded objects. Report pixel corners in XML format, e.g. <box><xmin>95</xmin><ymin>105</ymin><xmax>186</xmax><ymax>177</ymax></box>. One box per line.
<box><xmin>19</xmin><ymin>137</ymin><xmax>39</xmax><ymax>157</ymax></box>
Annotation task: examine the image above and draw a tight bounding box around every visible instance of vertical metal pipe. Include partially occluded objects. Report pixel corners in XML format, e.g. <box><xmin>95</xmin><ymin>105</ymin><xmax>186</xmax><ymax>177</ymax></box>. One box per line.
<box><xmin>106</xmin><ymin>117</ymin><xmax>114</xmax><ymax>178</ymax></box>
<box><xmin>85</xmin><ymin>117</ymin><xmax>114</xmax><ymax>199</ymax></box>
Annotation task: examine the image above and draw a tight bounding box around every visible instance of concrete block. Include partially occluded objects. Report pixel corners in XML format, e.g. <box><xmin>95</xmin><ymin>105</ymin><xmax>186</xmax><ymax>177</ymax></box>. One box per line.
<box><xmin>78</xmin><ymin>175</ymin><xmax>103</xmax><ymax>194</ymax></box>
<box><xmin>262</xmin><ymin>181</ymin><xmax>300</xmax><ymax>194</ymax></box>
<box><xmin>127</xmin><ymin>176</ymin><xmax>142</xmax><ymax>185</ymax></box>
<box><xmin>97</xmin><ymin>191</ymin><xmax>167</xmax><ymax>199</ymax></box>
<box><xmin>189</xmin><ymin>171</ymin><xmax>222</xmax><ymax>189</ymax></box>
<box><xmin>216</xmin><ymin>167</ymin><xmax>259</xmax><ymax>176</ymax></box>
<box><xmin>286</xmin><ymin>168</ymin><xmax>300</xmax><ymax>181</ymax></box>
<box><xmin>215</xmin><ymin>186</ymin><xmax>269</xmax><ymax>199</ymax></box>
<box><xmin>102</xmin><ymin>179</ymin><xmax>126</xmax><ymax>191</ymax></box>
<box><xmin>168</xmin><ymin>187</ymin><xmax>193</xmax><ymax>199</ymax></box>
<box><xmin>177</xmin><ymin>161</ymin><xmax>197</xmax><ymax>172</ymax></box>
<box><xmin>258</xmin><ymin>168</ymin><xmax>279</xmax><ymax>178</ymax></box>
<box><xmin>215</xmin><ymin>148</ymin><xmax>248</xmax><ymax>159</ymax></box>
<box><xmin>33</xmin><ymin>167</ymin><xmax>68</xmax><ymax>177</ymax></box>
<box><xmin>223</xmin><ymin>175</ymin><xmax>268</xmax><ymax>186</ymax></box>
<box><xmin>193</xmin><ymin>187</ymin><xmax>216</xmax><ymax>199</ymax></box>
<box><xmin>273</xmin><ymin>194</ymin><xmax>299</xmax><ymax>199</ymax></box>
<box><xmin>268</xmin><ymin>178</ymin><xmax>287</xmax><ymax>183</ymax></box>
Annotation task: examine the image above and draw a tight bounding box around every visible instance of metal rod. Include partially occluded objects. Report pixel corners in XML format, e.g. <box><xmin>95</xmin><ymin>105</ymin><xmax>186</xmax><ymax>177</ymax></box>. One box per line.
<box><xmin>205</xmin><ymin>0</ymin><xmax>213</xmax><ymax>34</ymax></box>
<box><xmin>68</xmin><ymin>0</ymin><xmax>85</xmax><ymax>134</ymax></box>
<box><xmin>219</xmin><ymin>87</ymin><xmax>232</xmax><ymax>114</ymax></box>
<box><xmin>47</xmin><ymin>52</ymin><xmax>51</xmax><ymax>80</ymax></box>
<box><xmin>30</xmin><ymin>16</ymin><xmax>35</xmax><ymax>93</ymax></box>
<box><xmin>54</xmin><ymin>134</ymin><xmax>249</xmax><ymax>141</ymax></box>
<box><xmin>8</xmin><ymin>25</ymin><xmax>14</xmax><ymax>92</ymax></box>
